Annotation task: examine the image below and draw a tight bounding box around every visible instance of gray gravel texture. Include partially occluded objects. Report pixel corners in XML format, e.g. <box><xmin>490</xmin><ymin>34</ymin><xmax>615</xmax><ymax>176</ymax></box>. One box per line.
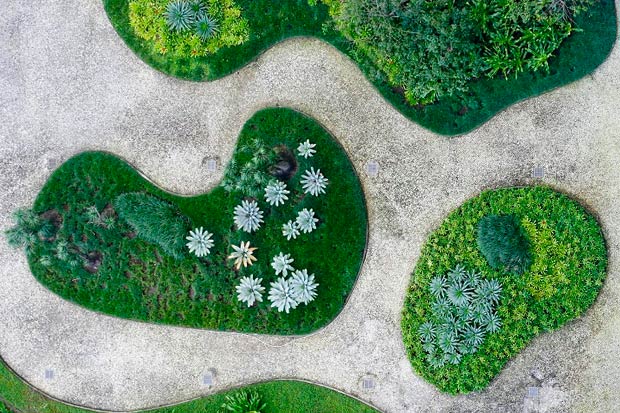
<box><xmin>0</xmin><ymin>0</ymin><xmax>619</xmax><ymax>412</ymax></box>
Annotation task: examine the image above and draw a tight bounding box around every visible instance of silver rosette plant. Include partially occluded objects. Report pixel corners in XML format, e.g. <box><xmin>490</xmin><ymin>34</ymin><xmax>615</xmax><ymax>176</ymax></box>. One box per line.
<box><xmin>300</xmin><ymin>167</ymin><xmax>328</xmax><ymax>196</ymax></box>
<box><xmin>297</xmin><ymin>139</ymin><xmax>316</xmax><ymax>158</ymax></box>
<box><xmin>271</xmin><ymin>252</ymin><xmax>294</xmax><ymax>276</ymax></box>
<box><xmin>236</xmin><ymin>274</ymin><xmax>265</xmax><ymax>307</ymax></box>
<box><xmin>234</xmin><ymin>200</ymin><xmax>264</xmax><ymax>233</ymax></box>
<box><xmin>185</xmin><ymin>227</ymin><xmax>215</xmax><ymax>257</ymax></box>
<box><xmin>290</xmin><ymin>269</ymin><xmax>318</xmax><ymax>305</ymax></box>
<box><xmin>268</xmin><ymin>277</ymin><xmax>298</xmax><ymax>313</ymax></box>
<box><xmin>296</xmin><ymin>208</ymin><xmax>318</xmax><ymax>233</ymax></box>
<box><xmin>264</xmin><ymin>180</ymin><xmax>290</xmax><ymax>206</ymax></box>
<box><xmin>282</xmin><ymin>220</ymin><xmax>300</xmax><ymax>240</ymax></box>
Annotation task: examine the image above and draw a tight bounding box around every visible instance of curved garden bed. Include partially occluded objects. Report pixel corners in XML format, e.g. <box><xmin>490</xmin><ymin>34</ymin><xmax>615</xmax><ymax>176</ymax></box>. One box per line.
<box><xmin>10</xmin><ymin>108</ymin><xmax>367</xmax><ymax>334</ymax></box>
<box><xmin>103</xmin><ymin>0</ymin><xmax>617</xmax><ymax>135</ymax></box>
<box><xmin>401</xmin><ymin>186</ymin><xmax>607</xmax><ymax>393</ymax></box>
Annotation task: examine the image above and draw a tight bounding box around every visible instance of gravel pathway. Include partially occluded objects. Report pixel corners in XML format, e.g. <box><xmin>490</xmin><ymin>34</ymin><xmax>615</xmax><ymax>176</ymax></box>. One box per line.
<box><xmin>0</xmin><ymin>0</ymin><xmax>619</xmax><ymax>412</ymax></box>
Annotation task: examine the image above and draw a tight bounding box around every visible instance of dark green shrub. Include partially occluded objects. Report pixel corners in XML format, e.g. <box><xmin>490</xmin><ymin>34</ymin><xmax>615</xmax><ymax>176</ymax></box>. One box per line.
<box><xmin>477</xmin><ymin>214</ymin><xmax>532</xmax><ymax>274</ymax></box>
<box><xmin>114</xmin><ymin>192</ymin><xmax>190</xmax><ymax>259</ymax></box>
<box><xmin>220</xmin><ymin>389</ymin><xmax>266</xmax><ymax>413</ymax></box>
<box><xmin>323</xmin><ymin>0</ymin><xmax>483</xmax><ymax>105</ymax></box>
<box><xmin>0</xmin><ymin>402</ymin><xmax>10</xmax><ymax>413</ymax></box>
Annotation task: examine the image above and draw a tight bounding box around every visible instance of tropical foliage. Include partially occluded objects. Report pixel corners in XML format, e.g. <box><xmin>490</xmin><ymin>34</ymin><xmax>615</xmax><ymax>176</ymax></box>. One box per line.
<box><xmin>402</xmin><ymin>186</ymin><xmax>607</xmax><ymax>393</ymax></box>
<box><xmin>316</xmin><ymin>0</ymin><xmax>596</xmax><ymax>105</ymax></box>
<box><xmin>220</xmin><ymin>389</ymin><xmax>266</xmax><ymax>413</ymax></box>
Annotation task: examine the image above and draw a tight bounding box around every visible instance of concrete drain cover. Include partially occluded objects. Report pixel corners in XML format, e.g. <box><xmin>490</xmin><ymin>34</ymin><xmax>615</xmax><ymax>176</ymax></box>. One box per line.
<box><xmin>361</xmin><ymin>376</ymin><xmax>375</xmax><ymax>390</ymax></box>
<box><xmin>532</xmin><ymin>166</ymin><xmax>545</xmax><ymax>178</ymax></box>
<box><xmin>204</xmin><ymin>158</ymin><xmax>218</xmax><ymax>172</ymax></box>
<box><xmin>366</xmin><ymin>161</ymin><xmax>379</xmax><ymax>177</ymax></box>
<box><xmin>203</xmin><ymin>371</ymin><xmax>214</xmax><ymax>386</ymax></box>
<box><xmin>44</xmin><ymin>369</ymin><xmax>54</xmax><ymax>380</ymax></box>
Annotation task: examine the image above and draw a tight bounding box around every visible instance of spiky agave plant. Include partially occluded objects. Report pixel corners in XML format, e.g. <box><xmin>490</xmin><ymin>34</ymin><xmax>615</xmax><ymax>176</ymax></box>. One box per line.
<box><xmin>165</xmin><ymin>0</ymin><xmax>195</xmax><ymax>32</ymax></box>
<box><xmin>195</xmin><ymin>13</ymin><xmax>219</xmax><ymax>41</ymax></box>
<box><xmin>220</xmin><ymin>389</ymin><xmax>266</xmax><ymax>413</ymax></box>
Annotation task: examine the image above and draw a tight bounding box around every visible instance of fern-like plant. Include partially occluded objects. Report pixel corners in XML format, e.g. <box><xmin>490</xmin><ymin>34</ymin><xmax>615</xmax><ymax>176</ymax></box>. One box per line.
<box><xmin>220</xmin><ymin>389</ymin><xmax>266</xmax><ymax>413</ymax></box>
<box><xmin>477</xmin><ymin>214</ymin><xmax>532</xmax><ymax>274</ymax></box>
<box><xmin>5</xmin><ymin>208</ymin><xmax>55</xmax><ymax>252</ymax></box>
<box><xmin>114</xmin><ymin>192</ymin><xmax>190</xmax><ymax>260</ymax></box>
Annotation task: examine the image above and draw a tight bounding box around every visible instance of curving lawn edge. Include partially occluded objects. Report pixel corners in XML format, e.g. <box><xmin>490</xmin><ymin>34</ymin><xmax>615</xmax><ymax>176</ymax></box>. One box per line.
<box><xmin>102</xmin><ymin>0</ymin><xmax>617</xmax><ymax>135</ymax></box>
<box><xmin>0</xmin><ymin>356</ymin><xmax>380</xmax><ymax>413</ymax></box>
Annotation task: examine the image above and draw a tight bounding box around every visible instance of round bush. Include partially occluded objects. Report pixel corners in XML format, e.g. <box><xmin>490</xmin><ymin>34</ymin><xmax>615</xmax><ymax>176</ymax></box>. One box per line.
<box><xmin>401</xmin><ymin>186</ymin><xmax>607</xmax><ymax>393</ymax></box>
<box><xmin>477</xmin><ymin>214</ymin><xmax>532</xmax><ymax>274</ymax></box>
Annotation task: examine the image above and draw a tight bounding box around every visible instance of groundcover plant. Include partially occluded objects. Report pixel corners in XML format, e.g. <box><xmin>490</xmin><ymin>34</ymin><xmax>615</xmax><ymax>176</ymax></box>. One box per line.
<box><xmin>103</xmin><ymin>0</ymin><xmax>616</xmax><ymax>135</ymax></box>
<box><xmin>6</xmin><ymin>108</ymin><xmax>367</xmax><ymax>335</ymax></box>
<box><xmin>401</xmin><ymin>186</ymin><xmax>607</xmax><ymax>393</ymax></box>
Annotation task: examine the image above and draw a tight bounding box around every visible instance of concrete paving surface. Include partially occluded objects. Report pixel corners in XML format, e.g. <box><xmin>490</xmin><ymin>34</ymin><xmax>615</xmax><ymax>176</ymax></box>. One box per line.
<box><xmin>0</xmin><ymin>0</ymin><xmax>619</xmax><ymax>411</ymax></box>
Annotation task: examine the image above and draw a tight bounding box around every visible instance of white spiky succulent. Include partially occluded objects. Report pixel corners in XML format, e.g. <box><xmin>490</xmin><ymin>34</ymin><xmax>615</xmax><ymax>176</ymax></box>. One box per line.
<box><xmin>290</xmin><ymin>269</ymin><xmax>318</xmax><ymax>305</ymax></box>
<box><xmin>268</xmin><ymin>277</ymin><xmax>298</xmax><ymax>313</ymax></box>
<box><xmin>282</xmin><ymin>220</ymin><xmax>300</xmax><ymax>240</ymax></box>
<box><xmin>264</xmin><ymin>180</ymin><xmax>290</xmax><ymax>206</ymax></box>
<box><xmin>297</xmin><ymin>139</ymin><xmax>316</xmax><ymax>158</ymax></box>
<box><xmin>271</xmin><ymin>253</ymin><xmax>294</xmax><ymax>276</ymax></box>
<box><xmin>227</xmin><ymin>241</ymin><xmax>257</xmax><ymax>269</ymax></box>
<box><xmin>300</xmin><ymin>167</ymin><xmax>328</xmax><ymax>196</ymax></box>
<box><xmin>185</xmin><ymin>227</ymin><xmax>215</xmax><ymax>257</ymax></box>
<box><xmin>234</xmin><ymin>200</ymin><xmax>264</xmax><ymax>232</ymax></box>
<box><xmin>236</xmin><ymin>274</ymin><xmax>265</xmax><ymax>307</ymax></box>
<box><xmin>296</xmin><ymin>208</ymin><xmax>318</xmax><ymax>233</ymax></box>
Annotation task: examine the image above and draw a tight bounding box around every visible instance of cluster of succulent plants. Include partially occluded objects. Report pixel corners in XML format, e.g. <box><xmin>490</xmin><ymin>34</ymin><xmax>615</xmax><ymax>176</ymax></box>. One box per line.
<box><xmin>128</xmin><ymin>0</ymin><xmax>249</xmax><ymax>58</ymax></box>
<box><xmin>419</xmin><ymin>265</ymin><xmax>502</xmax><ymax>368</ymax></box>
<box><xmin>234</xmin><ymin>253</ymin><xmax>318</xmax><ymax>313</ymax></box>
<box><xmin>165</xmin><ymin>0</ymin><xmax>219</xmax><ymax>40</ymax></box>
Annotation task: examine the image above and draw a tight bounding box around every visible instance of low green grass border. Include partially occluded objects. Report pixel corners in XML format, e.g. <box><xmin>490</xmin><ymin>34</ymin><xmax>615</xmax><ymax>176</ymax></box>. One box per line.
<box><xmin>103</xmin><ymin>0</ymin><xmax>617</xmax><ymax>135</ymax></box>
<box><xmin>401</xmin><ymin>186</ymin><xmax>608</xmax><ymax>393</ymax></box>
<box><xmin>0</xmin><ymin>357</ymin><xmax>379</xmax><ymax>413</ymax></box>
<box><xmin>26</xmin><ymin>108</ymin><xmax>368</xmax><ymax>335</ymax></box>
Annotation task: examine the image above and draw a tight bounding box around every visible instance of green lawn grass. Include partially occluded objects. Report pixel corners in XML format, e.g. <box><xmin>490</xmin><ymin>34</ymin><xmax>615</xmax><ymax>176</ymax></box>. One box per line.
<box><xmin>401</xmin><ymin>186</ymin><xmax>607</xmax><ymax>393</ymax></box>
<box><xmin>26</xmin><ymin>108</ymin><xmax>367</xmax><ymax>334</ymax></box>
<box><xmin>0</xmin><ymin>359</ymin><xmax>378</xmax><ymax>413</ymax></box>
<box><xmin>103</xmin><ymin>0</ymin><xmax>617</xmax><ymax>135</ymax></box>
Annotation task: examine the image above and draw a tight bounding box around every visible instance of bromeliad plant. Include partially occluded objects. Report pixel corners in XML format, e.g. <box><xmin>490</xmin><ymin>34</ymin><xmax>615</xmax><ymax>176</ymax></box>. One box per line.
<box><xmin>420</xmin><ymin>265</ymin><xmax>502</xmax><ymax>369</ymax></box>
